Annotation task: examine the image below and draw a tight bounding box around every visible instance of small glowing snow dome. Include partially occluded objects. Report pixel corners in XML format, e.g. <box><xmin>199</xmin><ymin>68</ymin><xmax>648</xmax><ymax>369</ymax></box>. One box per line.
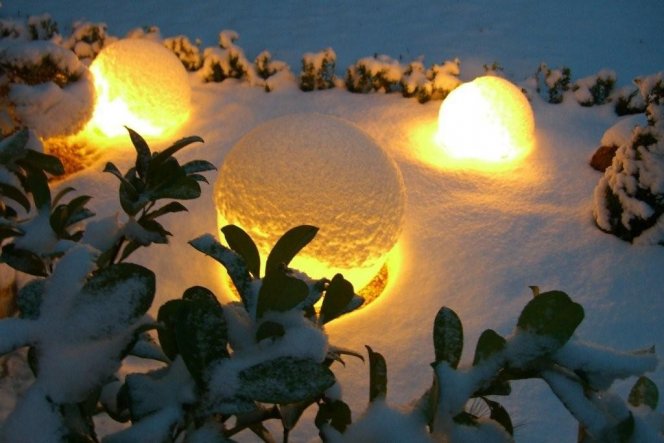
<box><xmin>87</xmin><ymin>38</ymin><xmax>190</xmax><ymax>139</ymax></box>
<box><xmin>215</xmin><ymin>113</ymin><xmax>405</xmax><ymax>298</ymax></box>
<box><xmin>437</xmin><ymin>76</ymin><xmax>535</xmax><ymax>164</ymax></box>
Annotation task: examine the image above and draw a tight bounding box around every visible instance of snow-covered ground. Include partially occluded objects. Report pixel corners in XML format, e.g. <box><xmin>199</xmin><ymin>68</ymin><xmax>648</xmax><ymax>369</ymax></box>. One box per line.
<box><xmin>3</xmin><ymin>1</ymin><xmax>664</xmax><ymax>442</ymax></box>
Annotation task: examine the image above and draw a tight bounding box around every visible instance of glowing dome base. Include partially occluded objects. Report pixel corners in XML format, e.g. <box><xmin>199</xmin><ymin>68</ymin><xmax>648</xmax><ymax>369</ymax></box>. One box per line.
<box><xmin>436</xmin><ymin>75</ymin><xmax>535</xmax><ymax>168</ymax></box>
<box><xmin>214</xmin><ymin>113</ymin><xmax>406</xmax><ymax>299</ymax></box>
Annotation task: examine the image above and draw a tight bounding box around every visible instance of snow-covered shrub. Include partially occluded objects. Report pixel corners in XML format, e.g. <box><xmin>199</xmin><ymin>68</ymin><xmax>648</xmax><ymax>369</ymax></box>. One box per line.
<box><xmin>593</xmin><ymin>121</ymin><xmax>664</xmax><ymax>244</ymax></box>
<box><xmin>573</xmin><ymin>69</ymin><xmax>616</xmax><ymax>107</ymax></box>
<box><xmin>62</xmin><ymin>21</ymin><xmax>113</xmax><ymax>64</ymax></box>
<box><xmin>163</xmin><ymin>35</ymin><xmax>202</xmax><ymax>71</ymax></box>
<box><xmin>615</xmin><ymin>72</ymin><xmax>664</xmax><ymax>116</ymax></box>
<box><xmin>125</xmin><ymin>24</ymin><xmax>161</xmax><ymax>41</ymax></box>
<box><xmin>536</xmin><ymin>63</ymin><xmax>572</xmax><ymax>104</ymax></box>
<box><xmin>0</xmin><ymin>40</ymin><xmax>95</xmax><ymax>138</ymax></box>
<box><xmin>26</xmin><ymin>14</ymin><xmax>59</xmax><ymax>41</ymax></box>
<box><xmin>0</xmin><ymin>18</ymin><xmax>27</xmax><ymax>40</ymax></box>
<box><xmin>199</xmin><ymin>30</ymin><xmax>255</xmax><ymax>83</ymax></box>
<box><xmin>345</xmin><ymin>54</ymin><xmax>404</xmax><ymax>94</ymax></box>
<box><xmin>402</xmin><ymin>58</ymin><xmax>461</xmax><ymax>103</ymax></box>
<box><xmin>300</xmin><ymin>48</ymin><xmax>336</xmax><ymax>91</ymax></box>
<box><xmin>255</xmin><ymin>50</ymin><xmax>292</xmax><ymax>92</ymax></box>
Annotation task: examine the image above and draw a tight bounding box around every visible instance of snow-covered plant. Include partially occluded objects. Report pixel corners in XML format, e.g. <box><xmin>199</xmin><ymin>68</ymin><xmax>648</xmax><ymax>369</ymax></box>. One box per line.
<box><xmin>255</xmin><ymin>50</ymin><xmax>291</xmax><ymax>92</ymax></box>
<box><xmin>163</xmin><ymin>35</ymin><xmax>202</xmax><ymax>71</ymax></box>
<box><xmin>593</xmin><ymin>120</ymin><xmax>664</xmax><ymax>245</ymax></box>
<box><xmin>300</xmin><ymin>48</ymin><xmax>336</xmax><ymax>91</ymax></box>
<box><xmin>63</xmin><ymin>21</ymin><xmax>113</xmax><ymax>64</ymax></box>
<box><xmin>0</xmin><ymin>40</ymin><xmax>95</xmax><ymax>138</ymax></box>
<box><xmin>0</xmin><ymin>18</ymin><xmax>27</xmax><ymax>40</ymax></box>
<box><xmin>125</xmin><ymin>25</ymin><xmax>161</xmax><ymax>41</ymax></box>
<box><xmin>0</xmin><ymin>129</ymin><xmax>93</xmax><ymax>277</ymax></box>
<box><xmin>536</xmin><ymin>63</ymin><xmax>572</xmax><ymax>104</ymax></box>
<box><xmin>333</xmin><ymin>288</ymin><xmax>661</xmax><ymax>442</ymax></box>
<box><xmin>199</xmin><ymin>31</ymin><xmax>254</xmax><ymax>84</ymax></box>
<box><xmin>345</xmin><ymin>54</ymin><xmax>404</xmax><ymax>94</ymax></box>
<box><xmin>573</xmin><ymin>69</ymin><xmax>616</xmax><ymax>107</ymax></box>
<box><xmin>401</xmin><ymin>58</ymin><xmax>461</xmax><ymax>103</ymax></box>
<box><xmin>26</xmin><ymin>14</ymin><xmax>59</xmax><ymax>41</ymax></box>
<box><xmin>615</xmin><ymin>72</ymin><xmax>664</xmax><ymax>116</ymax></box>
<box><xmin>98</xmin><ymin>128</ymin><xmax>213</xmax><ymax>267</ymax></box>
<box><xmin>96</xmin><ymin>224</ymin><xmax>364</xmax><ymax>441</ymax></box>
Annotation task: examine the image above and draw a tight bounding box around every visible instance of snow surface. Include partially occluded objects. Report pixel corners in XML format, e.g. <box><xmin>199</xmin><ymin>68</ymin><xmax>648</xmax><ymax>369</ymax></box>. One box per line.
<box><xmin>3</xmin><ymin>1</ymin><xmax>664</xmax><ymax>442</ymax></box>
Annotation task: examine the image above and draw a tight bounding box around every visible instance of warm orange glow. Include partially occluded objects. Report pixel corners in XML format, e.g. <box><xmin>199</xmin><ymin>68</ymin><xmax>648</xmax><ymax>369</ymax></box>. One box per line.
<box><xmin>85</xmin><ymin>39</ymin><xmax>191</xmax><ymax>140</ymax></box>
<box><xmin>436</xmin><ymin>76</ymin><xmax>535</xmax><ymax>168</ymax></box>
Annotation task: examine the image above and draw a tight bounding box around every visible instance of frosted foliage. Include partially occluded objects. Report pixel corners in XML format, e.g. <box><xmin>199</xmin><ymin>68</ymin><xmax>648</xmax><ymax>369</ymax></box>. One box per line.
<box><xmin>215</xmin><ymin>113</ymin><xmax>405</xmax><ymax>289</ymax></box>
<box><xmin>338</xmin><ymin>401</ymin><xmax>432</xmax><ymax>443</ymax></box>
<box><xmin>88</xmin><ymin>38</ymin><xmax>190</xmax><ymax>137</ymax></box>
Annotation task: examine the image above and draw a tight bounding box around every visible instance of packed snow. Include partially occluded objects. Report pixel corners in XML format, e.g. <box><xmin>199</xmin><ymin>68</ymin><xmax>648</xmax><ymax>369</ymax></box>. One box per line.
<box><xmin>2</xmin><ymin>1</ymin><xmax>664</xmax><ymax>442</ymax></box>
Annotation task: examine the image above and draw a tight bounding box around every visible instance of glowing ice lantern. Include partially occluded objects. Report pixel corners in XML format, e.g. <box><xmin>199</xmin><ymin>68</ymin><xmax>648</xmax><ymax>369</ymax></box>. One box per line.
<box><xmin>87</xmin><ymin>39</ymin><xmax>191</xmax><ymax>139</ymax></box>
<box><xmin>436</xmin><ymin>76</ymin><xmax>535</xmax><ymax>164</ymax></box>
<box><xmin>215</xmin><ymin>114</ymin><xmax>405</xmax><ymax>299</ymax></box>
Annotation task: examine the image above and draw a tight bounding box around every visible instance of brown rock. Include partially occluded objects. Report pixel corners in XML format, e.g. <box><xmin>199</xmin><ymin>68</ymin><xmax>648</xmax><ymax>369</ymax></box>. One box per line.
<box><xmin>590</xmin><ymin>145</ymin><xmax>618</xmax><ymax>172</ymax></box>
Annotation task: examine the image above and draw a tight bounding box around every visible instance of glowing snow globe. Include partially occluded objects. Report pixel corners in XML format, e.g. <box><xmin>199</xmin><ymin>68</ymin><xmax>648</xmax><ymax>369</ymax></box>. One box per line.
<box><xmin>214</xmin><ymin>113</ymin><xmax>405</xmax><ymax>301</ymax></box>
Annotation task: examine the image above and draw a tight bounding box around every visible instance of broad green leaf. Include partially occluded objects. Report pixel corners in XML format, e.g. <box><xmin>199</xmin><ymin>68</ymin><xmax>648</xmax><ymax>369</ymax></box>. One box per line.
<box><xmin>256</xmin><ymin>267</ymin><xmax>308</xmax><ymax>318</ymax></box>
<box><xmin>51</xmin><ymin>186</ymin><xmax>75</xmax><ymax>207</ymax></box>
<box><xmin>265</xmin><ymin>225</ymin><xmax>318</xmax><ymax>275</ymax></box>
<box><xmin>483</xmin><ymin>397</ymin><xmax>513</xmax><ymax>435</ymax></box>
<box><xmin>1</xmin><ymin>245</ymin><xmax>47</xmax><ymax>277</ymax></box>
<box><xmin>222</xmin><ymin>224</ymin><xmax>261</xmax><ymax>278</ymax></box>
<box><xmin>0</xmin><ymin>128</ymin><xmax>28</xmax><ymax>163</ymax></box>
<box><xmin>144</xmin><ymin>201</ymin><xmax>188</xmax><ymax>220</ymax></box>
<box><xmin>16</xmin><ymin>278</ymin><xmax>45</xmax><ymax>319</ymax></box>
<box><xmin>182</xmin><ymin>285</ymin><xmax>220</xmax><ymax>305</ymax></box>
<box><xmin>366</xmin><ymin>345</ymin><xmax>387</xmax><ymax>402</ymax></box>
<box><xmin>433</xmin><ymin>307</ymin><xmax>463</xmax><ymax>368</ymax></box>
<box><xmin>0</xmin><ymin>183</ymin><xmax>30</xmax><ymax>212</ymax></box>
<box><xmin>176</xmin><ymin>299</ymin><xmax>229</xmax><ymax>387</ymax></box>
<box><xmin>22</xmin><ymin>149</ymin><xmax>64</xmax><ymax>176</ymax></box>
<box><xmin>314</xmin><ymin>399</ymin><xmax>352</xmax><ymax>434</ymax></box>
<box><xmin>320</xmin><ymin>274</ymin><xmax>354</xmax><ymax>324</ymax></box>
<box><xmin>0</xmin><ymin>224</ymin><xmax>23</xmax><ymax>242</ymax></box>
<box><xmin>237</xmin><ymin>356</ymin><xmax>335</xmax><ymax>404</ymax></box>
<box><xmin>125</xmin><ymin>127</ymin><xmax>151</xmax><ymax>179</ymax></box>
<box><xmin>255</xmin><ymin>320</ymin><xmax>285</xmax><ymax>343</ymax></box>
<box><xmin>150</xmin><ymin>135</ymin><xmax>204</xmax><ymax>167</ymax></box>
<box><xmin>628</xmin><ymin>376</ymin><xmax>659</xmax><ymax>409</ymax></box>
<box><xmin>182</xmin><ymin>159</ymin><xmax>216</xmax><ymax>174</ymax></box>
<box><xmin>149</xmin><ymin>175</ymin><xmax>201</xmax><ymax>201</ymax></box>
<box><xmin>20</xmin><ymin>164</ymin><xmax>50</xmax><ymax>211</ymax></box>
<box><xmin>157</xmin><ymin>299</ymin><xmax>185</xmax><ymax>360</ymax></box>
<box><xmin>516</xmin><ymin>290</ymin><xmax>584</xmax><ymax>347</ymax></box>
<box><xmin>472</xmin><ymin>329</ymin><xmax>506</xmax><ymax>366</ymax></box>
<box><xmin>203</xmin><ymin>395</ymin><xmax>256</xmax><ymax>416</ymax></box>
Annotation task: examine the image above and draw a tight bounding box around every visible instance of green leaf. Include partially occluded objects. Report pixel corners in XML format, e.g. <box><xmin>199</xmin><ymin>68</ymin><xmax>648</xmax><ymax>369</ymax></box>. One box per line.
<box><xmin>472</xmin><ymin>329</ymin><xmax>506</xmax><ymax>366</ymax></box>
<box><xmin>149</xmin><ymin>175</ymin><xmax>201</xmax><ymax>201</ymax></box>
<box><xmin>315</xmin><ymin>399</ymin><xmax>352</xmax><ymax>434</ymax></box>
<box><xmin>0</xmin><ymin>183</ymin><xmax>30</xmax><ymax>212</ymax></box>
<box><xmin>256</xmin><ymin>267</ymin><xmax>309</xmax><ymax>318</ymax></box>
<box><xmin>0</xmin><ymin>128</ymin><xmax>29</xmax><ymax>164</ymax></box>
<box><xmin>150</xmin><ymin>135</ymin><xmax>204</xmax><ymax>167</ymax></box>
<box><xmin>237</xmin><ymin>356</ymin><xmax>335</xmax><ymax>404</ymax></box>
<box><xmin>320</xmin><ymin>274</ymin><xmax>354</xmax><ymax>324</ymax></box>
<box><xmin>183</xmin><ymin>159</ymin><xmax>216</xmax><ymax>174</ymax></box>
<box><xmin>157</xmin><ymin>299</ymin><xmax>185</xmax><ymax>360</ymax></box>
<box><xmin>125</xmin><ymin>127</ymin><xmax>151</xmax><ymax>179</ymax></box>
<box><xmin>366</xmin><ymin>345</ymin><xmax>387</xmax><ymax>402</ymax></box>
<box><xmin>0</xmin><ymin>224</ymin><xmax>23</xmax><ymax>242</ymax></box>
<box><xmin>516</xmin><ymin>290</ymin><xmax>584</xmax><ymax>347</ymax></box>
<box><xmin>433</xmin><ymin>307</ymin><xmax>463</xmax><ymax>368</ymax></box>
<box><xmin>16</xmin><ymin>278</ymin><xmax>45</xmax><ymax>319</ymax></box>
<box><xmin>255</xmin><ymin>320</ymin><xmax>285</xmax><ymax>343</ymax></box>
<box><xmin>221</xmin><ymin>224</ymin><xmax>260</xmax><ymax>278</ymax></box>
<box><xmin>20</xmin><ymin>164</ymin><xmax>50</xmax><ymax>211</ymax></box>
<box><xmin>265</xmin><ymin>225</ymin><xmax>318</xmax><ymax>275</ymax></box>
<box><xmin>51</xmin><ymin>186</ymin><xmax>75</xmax><ymax>207</ymax></box>
<box><xmin>22</xmin><ymin>149</ymin><xmax>64</xmax><ymax>176</ymax></box>
<box><xmin>176</xmin><ymin>299</ymin><xmax>229</xmax><ymax>387</ymax></box>
<box><xmin>1</xmin><ymin>245</ymin><xmax>48</xmax><ymax>277</ymax></box>
<box><xmin>144</xmin><ymin>201</ymin><xmax>188</xmax><ymax>220</ymax></box>
<box><xmin>483</xmin><ymin>397</ymin><xmax>513</xmax><ymax>435</ymax></box>
<box><xmin>182</xmin><ymin>285</ymin><xmax>220</xmax><ymax>305</ymax></box>
<box><xmin>628</xmin><ymin>376</ymin><xmax>659</xmax><ymax>409</ymax></box>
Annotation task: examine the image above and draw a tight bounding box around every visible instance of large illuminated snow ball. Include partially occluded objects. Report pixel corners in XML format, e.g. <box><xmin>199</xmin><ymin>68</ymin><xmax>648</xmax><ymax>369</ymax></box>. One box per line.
<box><xmin>87</xmin><ymin>38</ymin><xmax>191</xmax><ymax>139</ymax></box>
<box><xmin>437</xmin><ymin>75</ymin><xmax>535</xmax><ymax>164</ymax></box>
<box><xmin>215</xmin><ymin>113</ymin><xmax>405</xmax><ymax>298</ymax></box>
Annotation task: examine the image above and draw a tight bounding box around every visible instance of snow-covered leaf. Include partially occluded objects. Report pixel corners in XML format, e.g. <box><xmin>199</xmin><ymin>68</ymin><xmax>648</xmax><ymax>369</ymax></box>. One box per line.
<box><xmin>22</xmin><ymin>149</ymin><xmax>64</xmax><ymax>176</ymax></box>
<box><xmin>1</xmin><ymin>244</ymin><xmax>48</xmax><ymax>276</ymax></box>
<box><xmin>433</xmin><ymin>306</ymin><xmax>463</xmax><ymax>368</ymax></box>
<box><xmin>237</xmin><ymin>356</ymin><xmax>335</xmax><ymax>404</ymax></box>
<box><xmin>264</xmin><ymin>225</ymin><xmax>318</xmax><ymax>275</ymax></box>
<box><xmin>0</xmin><ymin>182</ymin><xmax>30</xmax><ymax>212</ymax></box>
<box><xmin>483</xmin><ymin>397</ymin><xmax>514</xmax><ymax>436</ymax></box>
<box><xmin>517</xmin><ymin>291</ymin><xmax>584</xmax><ymax>348</ymax></box>
<box><xmin>628</xmin><ymin>376</ymin><xmax>659</xmax><ymax>410</ymax></box>
<box><xmin>157</xmin><ymin>299</ymin><xmax>184</xmax><ymax>360</ymax></box>
<box><xmin>255</xmin><ymin>320</ymin><xmax>285</xmax><ymax>343</ymax></box>
<box><xmin>472</xmin><ymin>329</ymin><xmax>506</xmax><ymax>366</ymax></box>
<box><xmin>16</xmin><ymin>278</ymin><xmax>45</xmax><ymax>319</ymax></box>
<box><xmin>366</xmin><ymin>345</ymin><xmax>387</xmax><ymax>402</ymax></box>
<box><xmin>125</xmin><ymin>127</ymin><xmax>151</xmax><ymax>179</ymax></box>
<box><xmin>221</xmin><ymin>224</ymin><xmax>260</xmax><ymax>278</ymax></box>
<box><xmin>151</xmin><ymin>135</ymin><xmax>204</xmax><ymax>166</ymax></box>
<box><xmin>314</xmin><ymin>399</ymin><xmax>351</xmax><ymax>434</ymax></box>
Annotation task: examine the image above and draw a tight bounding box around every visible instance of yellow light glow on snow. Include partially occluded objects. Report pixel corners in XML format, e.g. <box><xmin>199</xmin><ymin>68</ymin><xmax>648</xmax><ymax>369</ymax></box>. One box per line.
<box><xmin>436</xmin><ymin>76</ymin><xmax>535</xmax><ymax>169</ymax></box>
<box><xmin>214</xmin><ymin>113</ymin><xmax>406</xmax><ymax>300</ymax></box>
<box><xmin>85</xmin><ymin>38</ymin><xmax>191</xmax><ymax>140</ymax></box>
